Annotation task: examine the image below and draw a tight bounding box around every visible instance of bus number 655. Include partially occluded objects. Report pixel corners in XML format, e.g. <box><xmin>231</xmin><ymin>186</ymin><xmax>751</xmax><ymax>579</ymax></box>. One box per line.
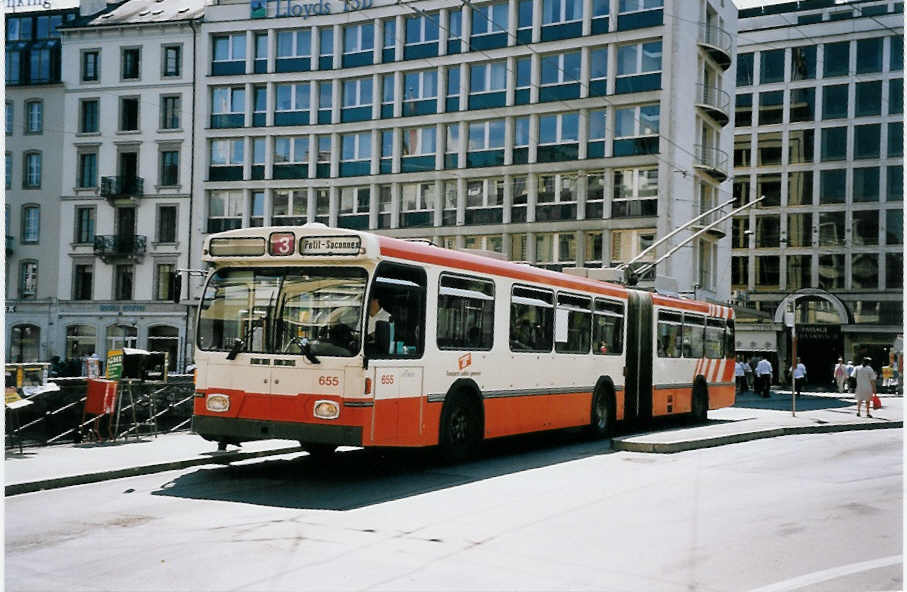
<box><xmin>318</xmin><ymin>376</ymin><xmax>340</xmax><ymax>387</ymax></box>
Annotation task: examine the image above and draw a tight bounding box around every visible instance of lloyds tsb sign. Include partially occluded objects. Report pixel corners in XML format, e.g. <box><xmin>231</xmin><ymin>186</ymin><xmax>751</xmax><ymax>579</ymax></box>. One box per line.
<box><xmin>250</xmin><ymin>0</ymin><xmax>373</xmax><ymax>19</ymax></box>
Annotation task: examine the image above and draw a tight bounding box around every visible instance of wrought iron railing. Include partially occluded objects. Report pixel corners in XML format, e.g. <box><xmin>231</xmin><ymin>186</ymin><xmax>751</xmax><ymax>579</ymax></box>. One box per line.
<box><xmin>100</xmin><ymin>176</ymin><xmax>144</xmax><ymax>198</ymax></box>
<box><xmin>696</xmin><ymin>84</ymin><xmax>731</xmax><ymax>118</ymax></box>
<box><xmin>93</xmin><ymin>235</ymin><xmax>148</xmax><ymax>259</ymax></box>
<box><xmin>694</xmin><ymin>144</ymin><xmax>729</xmax><ymax>179</ymax></box>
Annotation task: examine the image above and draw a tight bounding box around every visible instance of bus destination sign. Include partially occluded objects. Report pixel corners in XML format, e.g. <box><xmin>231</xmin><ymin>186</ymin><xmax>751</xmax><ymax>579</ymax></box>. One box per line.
<box><xmin>300</xmin><ymin>236</ymin><xmax>362</xmax><ymax>256</ymax></box>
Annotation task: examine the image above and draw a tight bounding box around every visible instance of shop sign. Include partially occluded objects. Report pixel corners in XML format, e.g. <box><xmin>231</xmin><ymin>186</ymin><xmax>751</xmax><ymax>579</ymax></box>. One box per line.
<box><xmin>98</xmin><ymin>304</ymin><xmax>147</xmax><ymax>312</ymax></box>
<box><xmin>798</xmin><ymin>324</ymin><xmax>841</xmax><ymax>342</ymax></box>
<box><xmin>251</xmin><ymin>0</ymin><xmax>373</xmax><ymax>19</ymax></box>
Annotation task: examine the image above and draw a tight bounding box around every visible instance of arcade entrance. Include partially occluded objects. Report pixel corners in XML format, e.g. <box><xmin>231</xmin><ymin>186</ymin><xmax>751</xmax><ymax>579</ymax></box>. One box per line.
<box><xmin>775</xmin><ymin>291</ymin><xmax>849</xmax><ymax>390</ymax></box>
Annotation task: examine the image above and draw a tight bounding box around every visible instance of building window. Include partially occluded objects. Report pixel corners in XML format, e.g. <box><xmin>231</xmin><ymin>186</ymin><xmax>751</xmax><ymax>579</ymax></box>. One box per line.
<box><xmin>66</xmin><ymin>325</ymin><xmax>96</xmax><ymax>359</ymax></box>
<box><xmin>75</xmin><ymin>207</ymin><xmax>95</xmax><ymax>243</ymax></box>
<box><xmin>543</xmin><ymin>0</ymin><xmax>582</xmax><ymax>25</ymax></box>
<box><xmin>887</xmin><ymin>209</ymin><xmax>903</xmax><ymax>245</ymax></box>
<box><xmin>856</xmin><ymin>37</ymin><xmax>883</xmax><ymax>74</ymax></box>
<box><xmin>890</xmin><ymin>79</ymin><xmax>903</xmax><ymax>115</ymax></box>
<box><xmin>852</xmin><ymin>210</ymin><xmax>879</xmax><ymax>246</ymax></box>
<box><xmin>78</xmin><ymin>152</ymin><xmax>98</xmax><ymax>188</ymax></box>
<box><xmin>25</xmin><ymin>100</ymin><xmax>42</xmax><ymax>134</ymax></box>
<box><xmin>250</xmin><ymin>190</ymin><xmax>265</xmax><ymax>226</ymax></box>
<box><xmin>107</xmin><ymin>324</ymin><xmax>138</xmax><ymax>351</ymax></box>
<box><xmin>888</xmin><ymin>166</ymin><xmax>903</xmax><ymax>202</ymax></box>
<box><xmin>272</xmin><ymin>189</ymin><xmax>307</xmax><ymax>225</ymax></box>
<box><xmin>617</xmin><ymin>41</ymin><xmax>661</xmax><ymax>79</ymax></box>
<box><xmin>887</xmin><ymin>254</ymin><xmax>903</xmax><ymax>289</ymax></box>
<box><xmin>404</xmin><ymin>69</ymin><xmax>438</xmax><ymax>102</ymax></box>
<box><xmin>824</xmin><ymin>41</ymin><xmax>849</xmax><ymax>78</ymax></box>
<box><xmin>818</xmin><ymin>211</ymin><xmax>846</xmax><ymax>246</ymax></box>
<box><xmin>787</xmin><ymin>213</ymin><xmax>812</xmax><ymax>247</ymax></box>
<box><xmin>819</xmin><ymin>169</ymin><xmax>845</xmax><ymax>204</ymax></box>
<box><xmin>212</xmin><ymin>87</ymin><xmax>245</xmax><ymax>127</ymax></box>
<box><xmin>760</xmin><ymin>49</ymin><xmax>785</xmax><ymax>84</ymax></box>
<box><xmin>402</xmin><ymin>125</ymin><xmax>437</xmax><ymax>157</ymax></box>
<box><xmin>5</xmin><ymin>102</ymin><xmax>12</xmax><ymax>135</ymax></box>
<box><xmin>213</xmin><ymin>33</ymin><xmax>246</xmax><ymax>62</ymax></box>
<box><xmin>817</xmin><ymin>254</ymin><xmax>844</xmax><ymax>290</ymax></box>
<box><xmin>342</xmin><ymin>77</ymin><xmax>373</xmax><ymax>108</ymax></box>
<box><xmin>319</xmin><ymin>27</ymin><xmax>334</xmax><ymax>60</ymax></box>
<box><xmin>737</xmin><ymin>53</ymin><xmax>753</xmax><ymax>86</ymax></box>
<box><xmin>822</xmin><ymin>84</ymin><xmax>848</xmax><ymax>119</ymax></box>
<box><xmin>113</xmin><ymin>265</ymin><xmax>134</xmax><ymax>300</ymax></box>
<box><xmin>757</xmin><ymin>132</ymin><xmax>782</xmax><ymax>166</ymax></box>
<box><xmin>81</xmin><ymin>50</ymin><xmax>99</xmax><ymax>82</ymax></box>
<box><xmin>613</xmin><ymin>168</ymin><xmax>658</xmax><ymax>217</ymax></box>
<box><xmin>820</xmin><ymin>127</ymin><xmax>847</xmax><ymax>161</ymax></box>
<box><xmin>160</xmin><ymin>95</ymin><xmax>181</xmax><ymax>129</ymax></box>
<box><xmin>23</xmin><ymin>152</ymin><xmax>41</xmax><ymax>189</ymax></box>
<box><xmin>148</xmin><ymin>325</ymin><xmax>179</xmax><ymax>370</ymax></box>
<box><xmin>790</xmin><ymin>45</ymin><xmax>816</xmax><ymax>80</ymax></box>
<box><xmin>207</xmin><ymin>190</ymin><xmax>243</xmax><ymax>232</ymax></box>
<box><xmin>274</xmin><ymin>136</ymin><xmax>310</xmax><ymax>166</ymax></box>
<box><xmin>402</xmin><ymin>182</ymin><xmax>437</xmax><ymax>213</ymax></box>
<box><xmin>891</xmin><ymin>35</ymin><xmax>904</xmax><ymax>71</ymax></box>
<box><xmin>121</xmin><ymin>47</ymin><xmax>140</xmax><ymax>79</ymax></box>
<box><xmin>343</xmin><ymin>22</ymin><xmax>374</xmax><ymax>54</ymax></box>
<box><xmin>755</xmin><ymin>256</ymin><xmax>780</xmax><ymax>288</ymax></box>
<box><xmin>19</xmin><ymin>261</ymin><xmax>38</xmax><ymax>298</ymax></box>
<box><xmin>614</xmin><ymin>103</ymin><xmax>659</xmax><ymax>137</ymax></box>
<box><xmin>854</xmin><ymin>124</ymin><xmax>881</xmax><ymax>160</ymax></box>
<box><xmin>340</xmin><ymin>186</ymin><xmax>371</xmax><ymax>215</ymax></box>
<box><xmin>277</xmin><ymin>29</ymin><xmax>311</xmax><ymax>59</ymax></box>
<box><xmin>788</xmin><ymin>129</ymin><xmax>814</xmax><ymax>164</ymax></box>
<box><xmin>472</xmin><ymin>2</ymin><xmax>508</xmax><ymax>36</ymax></box>
<box><xmin>470</xmin><ymin>60</ymin><xmax>507</xmax><ymax>95</ymax></box>
<box><xmin>9</xmin><ymin>325</ymin><xmax>40</xmax><ymax>362</ymax></box>
<box><xmin>209</xmin><ymin>139</ymin><xmax>244</xmax><ymax>168</ymax></box>
<box><xmin>789</xmin><ymin>88</ymin><xmax>815</xmax><ymax>122</ymax></box>
<box><xmin>80</xmin><ymin>99</ymin><xmax>99</xmax><ymax>133</ymax></box>
<box><xmin>73</xmin><ymin>264</ymin><xmax>94</xmax><ymax>300</ymax></box>
<box><xmin>163</xmin><ymin>45</ymin><xmax>181</xmax><ymax>77</ymax></box>
<box><xmin>160</xmin><ymin>150</ymin><xmax>179</xmax><ymax>186</ymax></box>
<box><xmin>5</xmin><ymin>153</ymin><xmax>11</xmax><ymax>189</ymax></box>
<box><xmin>275</xmin><ymin>83</ymin><xmax>310</xmax><ymax>119</ymax></box>
<box><xmin>786</xmin><ymin>255</ymin><xmax>811</xmax><ymax>290</ymax></box>
<box><xmin>156</xmin><ymin>205</ymin><xmax>177</xmax><ymax>243</ymax></box>
<box><xmin>537</xmin><ymin>173</ymin><xmax>576</xmax><ymax>205</ymax></box>
<box><xmin>341</xmin><ymin>132</ymin><xmax>371</xmax><ymax>171</ymax></box>
<box><xmin>119</xmin><ymin>97</ymin><xmax>139</xmax><ymax>131</ymax></box>
<box><xmin>788</xmin><ymin>171</ymin><xmax>813</xmax><ymax>206</ymax></box>
<box><xmin>255</xmin><ymin>32</ymin><xmax>268</xmax><ymax>62</ymax></box>
<box><xmin>318</xmin><ymin>81</ymin><xmax>333</xmax><ymax>118</ymax></box>
<box><xmin>29</xmin><ymin>47</ymin><xmax>53</xmax><ymax>83</ymax></box>
<box><xmin>538</xmin><ymin>112</ymin><xmax>578</xmax><ymax>145</ymax></box>
<box><xmin>759</xmin><ymin>91</ymin><xmax>783</xmax><ymax>125</ymax></box>
<box><xmin>890</xmin><ymin>122</ymin><xmax>904</xmax><ymax>157</ymax></box>
<box><xmin>405</xmin><ymin>14</ymin><xmax>439</xmax><ymax>45</ymax></box>
<box><xmin>541</xmin><ymin>51</ymin><xmax>581</xmax><ymax>86</ymax></box>
<box><xmin>468</xmin><ymin>119</ymin><xmax>506</xmax><ymax>151</ymax></box>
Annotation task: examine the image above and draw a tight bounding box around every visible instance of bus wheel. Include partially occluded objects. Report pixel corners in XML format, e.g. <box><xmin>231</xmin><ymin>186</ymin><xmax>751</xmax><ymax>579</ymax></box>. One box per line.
<box><xmin>691</xmin><ymin>383</ymin><xmax>709</xmax><ymax>424</ymax></box>
<box><xmin>301</xmin><ymin>442</ymin><xmax>337</xmax><ymax>459</ymax></box>
<box><xmin>439</xmin><ymin>392</ymin><xmax>482</xmax><ymax>463</ymax></box>
<box><xmin>588</xmin><ymin>387</ymin><xmax>613</xmax><ymax>439</ymax></box>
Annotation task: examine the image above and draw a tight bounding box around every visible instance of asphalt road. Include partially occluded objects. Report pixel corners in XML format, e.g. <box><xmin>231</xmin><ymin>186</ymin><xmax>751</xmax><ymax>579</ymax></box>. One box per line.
<box><xmin>5</xmin><ymin>429</ymin><xmax>902</xmax><ymax>592</ymax></box>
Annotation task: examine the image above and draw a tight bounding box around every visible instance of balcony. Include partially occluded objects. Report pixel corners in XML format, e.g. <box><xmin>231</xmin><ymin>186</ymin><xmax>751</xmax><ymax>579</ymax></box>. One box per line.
<box><xmin>698</xmin><ymin>25</ymin><xmax>732</xmax><ymax>70</ymax></box>
<box><xmin>93</xmin><ymin>235</ymin><xmax>147</xmax><ymax>263</ymax></box>
<box><xmin>695</xmin><ymin>84</ymin><xmax>731</xmax><ymax>126</ymax></box>
<box><xmin>693</xmin><ymin>145</ymin><xmax>729</xmax><ymax>182</ymax></box>
<box><xmin>101</xmin><ymin>176</ymin><xmax>144</xmax><ymax>201</ymax></box>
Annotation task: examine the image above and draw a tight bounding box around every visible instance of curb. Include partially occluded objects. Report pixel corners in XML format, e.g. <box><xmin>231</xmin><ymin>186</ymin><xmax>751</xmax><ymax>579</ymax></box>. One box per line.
<box><xmin>612</xmin><ymin>420</ymin><xmax>903</xmax><ymax>454</ymax></box>
<box><xmin>5</xmin><ymin>445</ymin><xmax>304</xmax><ymax>497</ymax></box>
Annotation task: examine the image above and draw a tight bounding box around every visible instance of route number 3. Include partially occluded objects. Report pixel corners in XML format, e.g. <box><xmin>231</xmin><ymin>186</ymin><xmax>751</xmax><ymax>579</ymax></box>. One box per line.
<box><xmin>269</xmin><ymin>232</ymin><xmax>296</xmax><ymax>256</ymax></box>
<box><xmin>318</xmin><ymin>376</ymin><xmax>340</xmax><ymax>387</ymax></box>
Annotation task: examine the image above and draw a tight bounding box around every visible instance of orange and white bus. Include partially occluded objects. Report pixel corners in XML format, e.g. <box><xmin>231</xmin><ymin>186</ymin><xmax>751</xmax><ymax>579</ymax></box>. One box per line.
<box><xmin>190</xmin><ymin>224</ymin><xmax>735</xmax><ymax>460</ymax></box>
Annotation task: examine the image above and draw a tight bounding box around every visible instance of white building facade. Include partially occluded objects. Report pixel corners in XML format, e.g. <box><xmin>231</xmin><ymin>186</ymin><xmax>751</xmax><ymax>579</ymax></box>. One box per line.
<box><xmin>54</xmin><ymin>0</ymin><xmax>203</xmax><ymax>370</ymax></box>
<box><xmin>5</xmin><ymin>3</ymin><xmax>79</xmax><ymax>363</ymax></box>
<box><xmin>733</xmin><ymin>0</ymin><xmax>903</xmax><ymax>378</ymax></box>
<box><xmin>188</xmin><ymin>0</ymin><xmax>738</xmax><ymax>309</ymax></box>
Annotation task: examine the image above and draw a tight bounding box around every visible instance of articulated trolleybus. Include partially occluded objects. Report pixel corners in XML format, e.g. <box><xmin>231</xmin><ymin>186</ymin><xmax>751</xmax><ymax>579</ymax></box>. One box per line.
<box><xmin>191</xmin><ymin>224</ymin><xmax>736</xmax><ymax>460</ymax></box>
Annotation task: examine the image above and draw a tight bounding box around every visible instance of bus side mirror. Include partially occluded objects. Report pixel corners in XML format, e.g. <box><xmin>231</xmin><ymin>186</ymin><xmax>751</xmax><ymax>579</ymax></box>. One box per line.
<box><xmin>374</xmin><ymin>321</ymin><xmax>392</xmax><ymax>355</ymax></box>
<box><xmin>170</xmin><ymin>271</ymin><xmax>183</xmax><ymax>304</ymax></box>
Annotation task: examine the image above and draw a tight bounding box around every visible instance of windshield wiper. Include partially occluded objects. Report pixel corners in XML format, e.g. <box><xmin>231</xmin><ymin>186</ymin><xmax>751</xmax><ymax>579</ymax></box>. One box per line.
<box><xmin>292</xmin><ymin>337</ymin><xmax>321</xmax><ymax>365</ymax></box>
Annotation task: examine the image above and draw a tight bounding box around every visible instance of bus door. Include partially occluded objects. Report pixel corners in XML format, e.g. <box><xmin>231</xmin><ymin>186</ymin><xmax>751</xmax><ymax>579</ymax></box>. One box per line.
<box><xmin>371</xmin><ymin>364</ymin><xmax>424</xmax><ymax>444</ymax></box>
<box><xmin>625</xmin><ymin>291</ymin><xmax>653</xmax><ymax>422</ymax></box>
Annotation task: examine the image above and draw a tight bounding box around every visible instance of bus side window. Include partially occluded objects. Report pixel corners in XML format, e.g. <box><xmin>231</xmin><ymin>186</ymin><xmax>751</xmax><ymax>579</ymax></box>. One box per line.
<box><xmin>367</xmin><ymin>262</ymin><xmax>427</xmax><ymax>358</ymax></box>
<box><xmin>593</xmin><ymin>298</ymin><xmax>624</xmax><ymax>355</ymax></box>
<box><xmin>682</xmin><ymin>314</ymin><xmax>705</xmax><ymax>358</ymax></box>
<box><xmin>555</xmin><ymin>293</ymin><xmax>592</xmax><ymax>354</ymax></box>
<box><xmin>437</xmin><ymin>273</ymin><xmax>495</xmax><ymax>351</ymax></box>
<box><xmin>705</xmin><ymin>318</ymin><xmax>724</xmax><ymax>359</ymax></box>
<box><xmin>657</xmin><ymin>311</ymin><xmax>682</xmax><ymax>358</ymax></box>
<box><xmin>510</xmin><ymin>286</ymin><xmax>554</xmax><ymax>352</ymax></box>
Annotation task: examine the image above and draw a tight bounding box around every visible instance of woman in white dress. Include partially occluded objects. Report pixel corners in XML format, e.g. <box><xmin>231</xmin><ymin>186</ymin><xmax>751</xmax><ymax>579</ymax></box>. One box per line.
<box><xmin>854</xmin><ymin>357</ymin><xmax>877</xmax><ymax>418</ymax></box>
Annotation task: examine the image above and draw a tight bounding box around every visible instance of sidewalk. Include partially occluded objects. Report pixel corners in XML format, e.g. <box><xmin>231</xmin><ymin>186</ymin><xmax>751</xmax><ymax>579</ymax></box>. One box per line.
<box><xmin>5</xmin><ymin>391</ymin><xmax>902</xmax><ymax>496</ymax></box>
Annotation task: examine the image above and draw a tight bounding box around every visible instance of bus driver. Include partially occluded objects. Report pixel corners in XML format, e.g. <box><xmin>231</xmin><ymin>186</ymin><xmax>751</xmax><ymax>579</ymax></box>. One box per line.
<box><xmin>367</xmin><ymin>296</ymin><xmax>391</xmax><ymax>337</ymax></box>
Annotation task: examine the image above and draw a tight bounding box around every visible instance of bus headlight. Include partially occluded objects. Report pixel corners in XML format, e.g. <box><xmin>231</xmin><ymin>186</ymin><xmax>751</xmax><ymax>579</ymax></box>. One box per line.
<box><xmin>206</xmin><ymin>393</ymin><xmax>230</xmax><ymax>413</ymax></box>
<box><xmin>313</xmin><ymin>400</ymin><xmax>339</xmax><ymax>420</ymax></box>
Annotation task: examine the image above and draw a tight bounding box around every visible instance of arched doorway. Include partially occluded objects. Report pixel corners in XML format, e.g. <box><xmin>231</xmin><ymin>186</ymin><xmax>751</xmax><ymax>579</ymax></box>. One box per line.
<box><xmin>9</xmin><ymin>324</ymin><xmax>40</xmax><ymax>362</ymax></box>
<box><xmin>773</xmin><ymin>290</ymin><xmax>850</xmax><ymax>387</ymax></box>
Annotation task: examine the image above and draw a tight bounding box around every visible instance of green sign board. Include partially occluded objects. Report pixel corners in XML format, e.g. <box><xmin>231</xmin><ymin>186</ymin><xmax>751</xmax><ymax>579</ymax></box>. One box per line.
<box><xmin>106</xmin><ymin>350</ymin><xmax>123</xmax><ymax>381</ymax></box>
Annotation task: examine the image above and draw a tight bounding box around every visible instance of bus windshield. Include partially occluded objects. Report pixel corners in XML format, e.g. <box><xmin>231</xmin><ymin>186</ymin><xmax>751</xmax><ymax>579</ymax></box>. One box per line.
<box><xmin>198</xmin><ymin>267</ymin><xmax>368</xmax><ymax>357</ymax></box>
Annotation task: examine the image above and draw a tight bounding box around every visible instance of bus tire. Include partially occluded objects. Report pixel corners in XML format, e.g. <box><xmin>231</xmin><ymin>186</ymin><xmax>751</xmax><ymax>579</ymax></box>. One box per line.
<box><xmin>439</xmin><ymin>391</ymin><xmax>483</xmax><ymax>463</ymax></box>
<box><xmin>301</xmin><ymin>442</ymin><xmax>337</xmax><ymax>459</ymax></box>
<box><xmin>691</xmin><ymin>382</ymin><xmax>709</xmax><ymax>424</ymax></box>
<box><xmin>588</xmin><ymin>384</ymin><xmax>614</xmax><ymax>439</ymax></box>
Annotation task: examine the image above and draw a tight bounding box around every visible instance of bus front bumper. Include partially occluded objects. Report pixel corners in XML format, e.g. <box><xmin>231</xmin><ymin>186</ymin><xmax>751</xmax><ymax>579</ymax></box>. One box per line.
<box><xmin>192</xmin><ymin>415</ymin><xmax>363</xmax><ymax>446</ymax></box>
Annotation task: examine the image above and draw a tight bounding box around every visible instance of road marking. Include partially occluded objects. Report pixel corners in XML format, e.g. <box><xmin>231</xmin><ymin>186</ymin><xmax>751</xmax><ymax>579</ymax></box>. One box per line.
<box><xmin>748</xmin><ymin>555</ymin><xmax>902</xmax><ymax>592</ymax></box>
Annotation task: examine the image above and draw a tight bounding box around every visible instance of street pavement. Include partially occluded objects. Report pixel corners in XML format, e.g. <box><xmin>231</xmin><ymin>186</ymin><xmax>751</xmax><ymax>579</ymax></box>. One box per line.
<box><xmin>5</xmin><ymin>389</ymin><xmax>902</xmax><ymax>496</ymax></box>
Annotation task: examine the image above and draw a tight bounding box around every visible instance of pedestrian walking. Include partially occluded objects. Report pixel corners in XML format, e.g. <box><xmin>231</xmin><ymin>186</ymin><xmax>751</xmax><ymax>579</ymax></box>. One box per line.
<box><xmin>854</xmin><ymin>357</ymin><xmax>877</xmax><ymax>418</ymax></box>
<box><xmin>845</xmin><ymin>360</ymin><xmax>856</xmax><ymax>393</ymax></box>
<box><xmin>833</xmin><ymin>357</ymin><xmax>847</xmax><ymax>393</ymax></box>
<box><xmin>755</xmin><ymin>356</ymin><xmax>773</xmax><ymax>398</ymax></box>
<box><xmin>735</xmin><ymin>357</ymin><xmax>747</xmax><ymax>394</ymax></box>
<box><xmin>790</xmin><ymin>357</ymin><xmax>806</xmax><ymax>397</ymax></box>
<box><xmin>744</xmin><ymin>358</ymin><xmax>754</xmax><ymax>392</ymax></box>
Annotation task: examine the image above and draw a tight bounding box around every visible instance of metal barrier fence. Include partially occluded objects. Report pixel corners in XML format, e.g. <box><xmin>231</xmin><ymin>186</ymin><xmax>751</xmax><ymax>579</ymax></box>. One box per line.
<box><xmin>6</xmin><ymin>376</ymin><xmax>195</xmax><ymax>448</ymax></box>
